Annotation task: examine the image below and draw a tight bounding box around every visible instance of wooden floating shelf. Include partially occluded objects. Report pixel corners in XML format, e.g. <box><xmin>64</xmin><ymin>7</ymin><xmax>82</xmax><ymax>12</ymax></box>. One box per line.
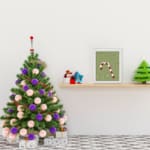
<box><xmin>59</xmin><ymin>83</ymin><xmax>150</xmax><ymax>88</ymax></box>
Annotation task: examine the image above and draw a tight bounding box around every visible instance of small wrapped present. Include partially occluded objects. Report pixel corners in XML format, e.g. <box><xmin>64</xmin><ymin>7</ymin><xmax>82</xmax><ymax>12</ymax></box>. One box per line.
<box><xmin>44</xmin><ymin>132</ymin><xmax>68</xmax><ymax>147</ymax></box>
<box><xmin>6</xmin><ymin>134</ymin><xmax>19</xmax><ymax>144</ymax></box>
<box><xmin>44</xmin><ymin>137</ymin><xmax>68</xmax><ymax>146</ymax></box>
<box><xmin>44</xmin><ymin>136</ymin><xmax>54</xmax><ymax>145</ymax></box>
<box><xmin>19</xmin><ymin>135</ymin><xmax>39</xmax><ymax>149</ymax></box>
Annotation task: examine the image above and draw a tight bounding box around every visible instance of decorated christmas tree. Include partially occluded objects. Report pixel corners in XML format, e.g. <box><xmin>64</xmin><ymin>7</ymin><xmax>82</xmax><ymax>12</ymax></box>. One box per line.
<box><xmin>133</xmin><ymin>60</ymin><xmax>150</xmax><ymax>84</ymax></box>
<box><xmin>0</xmin><ymin>36</ymin><xmax>67</xmax><ymax>142</ymax></box>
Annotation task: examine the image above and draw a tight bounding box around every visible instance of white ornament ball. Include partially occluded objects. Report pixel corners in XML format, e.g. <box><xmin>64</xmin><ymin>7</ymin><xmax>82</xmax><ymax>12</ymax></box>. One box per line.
<box><xmin>10</xmin><ymin>119</ymin><xmax>17</xmax><ymax>126</ymax></box>
<box><xmin>20</xmin><ymin>80</ymin><xmax>26</xmax><ymax>86</ymax></box>
<box><xmin>32</xmin><ymin>68</ymin><xmax>39</xmax><ymax>75</ymax></box>
<box><xmin>34</xmin><ymin>97</ymin><xmax>41</xmax><ymax>104</ymax></box>
<box><xmin>59</xmin><ymin>118</ymin><xmax>65</xmax><ymax>125</ymax></box>
<box><xmin>26</xmin><ymin>89</ymin><xmax>34</xmax><ymax>96</ymax></box>
<box><xmin>39</xmin><ymin>130</ymin><xmax>47</xmax><ymax>138</ymax></box>
<box><xmin>45</xmin><ymin>114</ymin><xmax>52</xmax><ymax>122</ymax></box>
<box><xmin>19</xmin><ymin>128</ymin><xmax>27</xmax><ymax>136</ymax></box>
<box><xmin>27</xmin><ymin>120</ymin><xmax>35</xmax><ymax>128</ymax></box>
<box><xmin>40</xmin><ymin>104</ymin><xmax>47</xmax><ymax>111</ymax></box>
<box><xmin>17</xmin><ymin>112</ymin><xmax>24</xmax><ymax>119</ymax></box>
<box><xmin>15</xmin><ymin>95</ymin><xmax>22</xmax><ymax>102</ymax></box>
<box><xmin>17</xmin><ymin>105</ymin><xmax>23</xmax><ymax>112</ymax></box>
<box><xmin>2</xmin><ymin>127</ymin><xmax>10</xmax><ymax>138</ymax></box>
<box><xmin>52</xmin><ymin>96</ymin><xmax>58</xmax><ymax>103</ymax></box>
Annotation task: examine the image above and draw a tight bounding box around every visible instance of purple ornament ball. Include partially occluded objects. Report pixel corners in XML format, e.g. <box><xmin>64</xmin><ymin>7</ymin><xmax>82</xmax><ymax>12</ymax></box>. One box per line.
<box><xmin>49</xmin><ymin>127</ymin><xmax>56</xmax><ymax>134</ymax></box>
<box><xmin>29</xmin><ymin>104</ymin><xmax>36</xmax><ymax>111</ymax></box>
<box><xmin>39</xmin><ymin>89</ymin><xmax>45</xmax><ymax>95</ymax></box>
<box><xmin>15</xmin><ymin>79</ymin><xmax>21</xmax><ymax>85</ymax></box>
<box><xmin>53</xmin><ymin>112</ymin><xmax>60</xmax><ymax>120</ymax></box>
<box><xmin>40</xmin><ymin>72</ymin><xmax>46</xmax><ymax>77</ymax></box>
<box><xmin>28</xmin><ymin>133</ymin><xmax>35</xmax><ymax>140</ymax></box>
<box><xmin>22</xmin><ymin>68</ymin><xmax>28</xmax><ymax>75</ymax></box>
<box><xmin>36</xmin><ymin>113</ymin><xmax>43</xmax><ymax>121</ymax></box>
<box><xmin>48</xmin><ymin>91</ymin><xmax>52</xmax><ymax>97</ymax></box>
<box><xmin>7</xmin><ymin>108</ymin><xmax>14</xmax><ymax>113</ymax></box>
<box><xmin>10</xmin><ymin>127</ymin><xmax>18</xmax><ymax>134</ymax></box>
<box><xmin>31</xmin><ymin>79</ymin><xmax>39</xmax><ymax>86</ymax></box>
<box><xmin>23</xmin><ymin>85</ymin><xmax>29</xmax><ymax>91</ymax></box>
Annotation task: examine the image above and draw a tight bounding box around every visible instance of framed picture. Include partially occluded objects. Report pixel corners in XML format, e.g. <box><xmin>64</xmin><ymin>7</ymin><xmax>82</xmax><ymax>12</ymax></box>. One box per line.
<box><xmin>93</xmin><ymin>48</ymin><xmax>122</xmax><ymax>83</ymax></box>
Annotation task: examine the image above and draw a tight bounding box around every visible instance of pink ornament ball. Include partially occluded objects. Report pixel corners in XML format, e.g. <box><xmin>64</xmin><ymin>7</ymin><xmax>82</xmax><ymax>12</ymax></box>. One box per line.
<box><xmin>45</xmin><ymin>114</ymin><xmax>52</xmax><ymax>122</ymax></box>
<box><xmin>20</xmin><ymin>80</ymin><xmax>26</xmax><ymax>86</ymax></box>
<box><xmin>34</xmin><ymin>97</ymin><xmax>41</xmax><ymax>104</ymax></box>
<box><xmin>32</xmin><ymin>68</ymin><xmax>39</xmax><ymax>75</ymax></box>
<box><xmin>26</xmin><ymin>89</ymin><xmax>34</xmax><ymax>96</ymax></box>
<box><xmin>19</xmin><ymin>128</ymin><xmax>27</xmax><ymax>136</ymax></box>
<box><xmin>27</xmin><ymin>120</ymin><xmax>35</xmax><ymax>128</ymax></box>
<box><xmin>2</xmin><ymin>127</ymin><xmax>10</xmax><ymax>138</ymax></box>
<box><xmin>17</xmin><ymin>105</ymin><xmax>23</xmax><ymax>112</ymax></box>
<box><xmin>39</xmin><ymin>130</ymin><xmax>47</xmax><ymax>138</ymax></box>
<box><xmin>52</xmin><ymin>96</ymin><xmax>58</xmax><ymax>103</ymax></box>
<box><xmin>15</xmin><ymin>95</ymin><xmax>22</xmax><ymax>102</ymax></box>
<box><xmin>17</xmin><ymin>112</ymin><xmax>24</xmax><ymax>119</ymax></box>
<box><xmin>10</xmin><ymin>119</ymin><xmax>17</xmax><ymax>126</ymax></box>
<box><xmin>1</xmin><ymin>120</ymin><xmax>6</xmax><ymax>127</ymax></box>
<box><xmin>40</xmin><ymin>104</ymin><xmax>47</xmax><ymax>111</ymax></box>
<box><xmin>59</xmin><ymin>118</ymin><xmax>65</xmax><ymax>125</ymax></box>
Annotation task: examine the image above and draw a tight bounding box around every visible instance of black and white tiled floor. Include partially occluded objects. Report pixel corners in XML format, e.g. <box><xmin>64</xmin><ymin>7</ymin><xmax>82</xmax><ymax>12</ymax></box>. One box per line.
<box><xmin>1</xmin><ymin>135</ymin><xmax>150</xmax><ymax>150</ymax></box>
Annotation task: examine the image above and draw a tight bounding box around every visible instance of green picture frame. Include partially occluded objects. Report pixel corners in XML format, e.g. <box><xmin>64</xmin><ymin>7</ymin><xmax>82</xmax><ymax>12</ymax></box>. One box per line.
<box><xmin>93</xmin><ymin>48</ymin><xmax>122</xmax><ymax>83</ymax></box>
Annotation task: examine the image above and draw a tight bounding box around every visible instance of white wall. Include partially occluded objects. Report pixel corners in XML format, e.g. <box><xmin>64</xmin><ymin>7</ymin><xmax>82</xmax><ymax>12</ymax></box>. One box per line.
<box><xmin>0</xmin><ymin>0</ymin><xmax>150</xmax><ymax>135</ymax></box>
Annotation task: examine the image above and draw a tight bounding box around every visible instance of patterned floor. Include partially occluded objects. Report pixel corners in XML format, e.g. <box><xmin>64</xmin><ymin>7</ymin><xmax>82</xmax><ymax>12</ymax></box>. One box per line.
<box><xmin>1</xmin><ymin>135</ymin><xmax>150</xmax><ymax>150</ymax></box>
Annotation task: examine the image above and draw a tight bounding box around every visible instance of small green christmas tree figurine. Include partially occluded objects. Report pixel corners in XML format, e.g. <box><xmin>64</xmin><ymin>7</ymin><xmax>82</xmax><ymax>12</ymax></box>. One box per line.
<box><xmin>133</xmin><ymin>60</ymin><xmax>150</xmax><ymax>84</ymax></box>
<box><xmin>1</xmin><ymin>36</ymin><xmax>67</xmax><ymax>142</ymax></box>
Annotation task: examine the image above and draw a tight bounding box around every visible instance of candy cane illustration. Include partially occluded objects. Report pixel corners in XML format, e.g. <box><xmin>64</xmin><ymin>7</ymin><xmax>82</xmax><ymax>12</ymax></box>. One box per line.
<box><xmin>99</xmin><ymin>61</ymin><xmax>115</xmax><ymax>78</ymax></box>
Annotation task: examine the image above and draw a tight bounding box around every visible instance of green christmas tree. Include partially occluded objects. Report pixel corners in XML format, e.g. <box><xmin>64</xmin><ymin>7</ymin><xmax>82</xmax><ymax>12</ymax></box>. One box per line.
<box><xmin>1</xmin><ymin>36</ymin><xmax>67</xmax><ymax>141</ymax></box>
<box><xmin>133</xmin><ymin>60</ymin><xmax>150</xmax><ymax>84</ymax></box>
